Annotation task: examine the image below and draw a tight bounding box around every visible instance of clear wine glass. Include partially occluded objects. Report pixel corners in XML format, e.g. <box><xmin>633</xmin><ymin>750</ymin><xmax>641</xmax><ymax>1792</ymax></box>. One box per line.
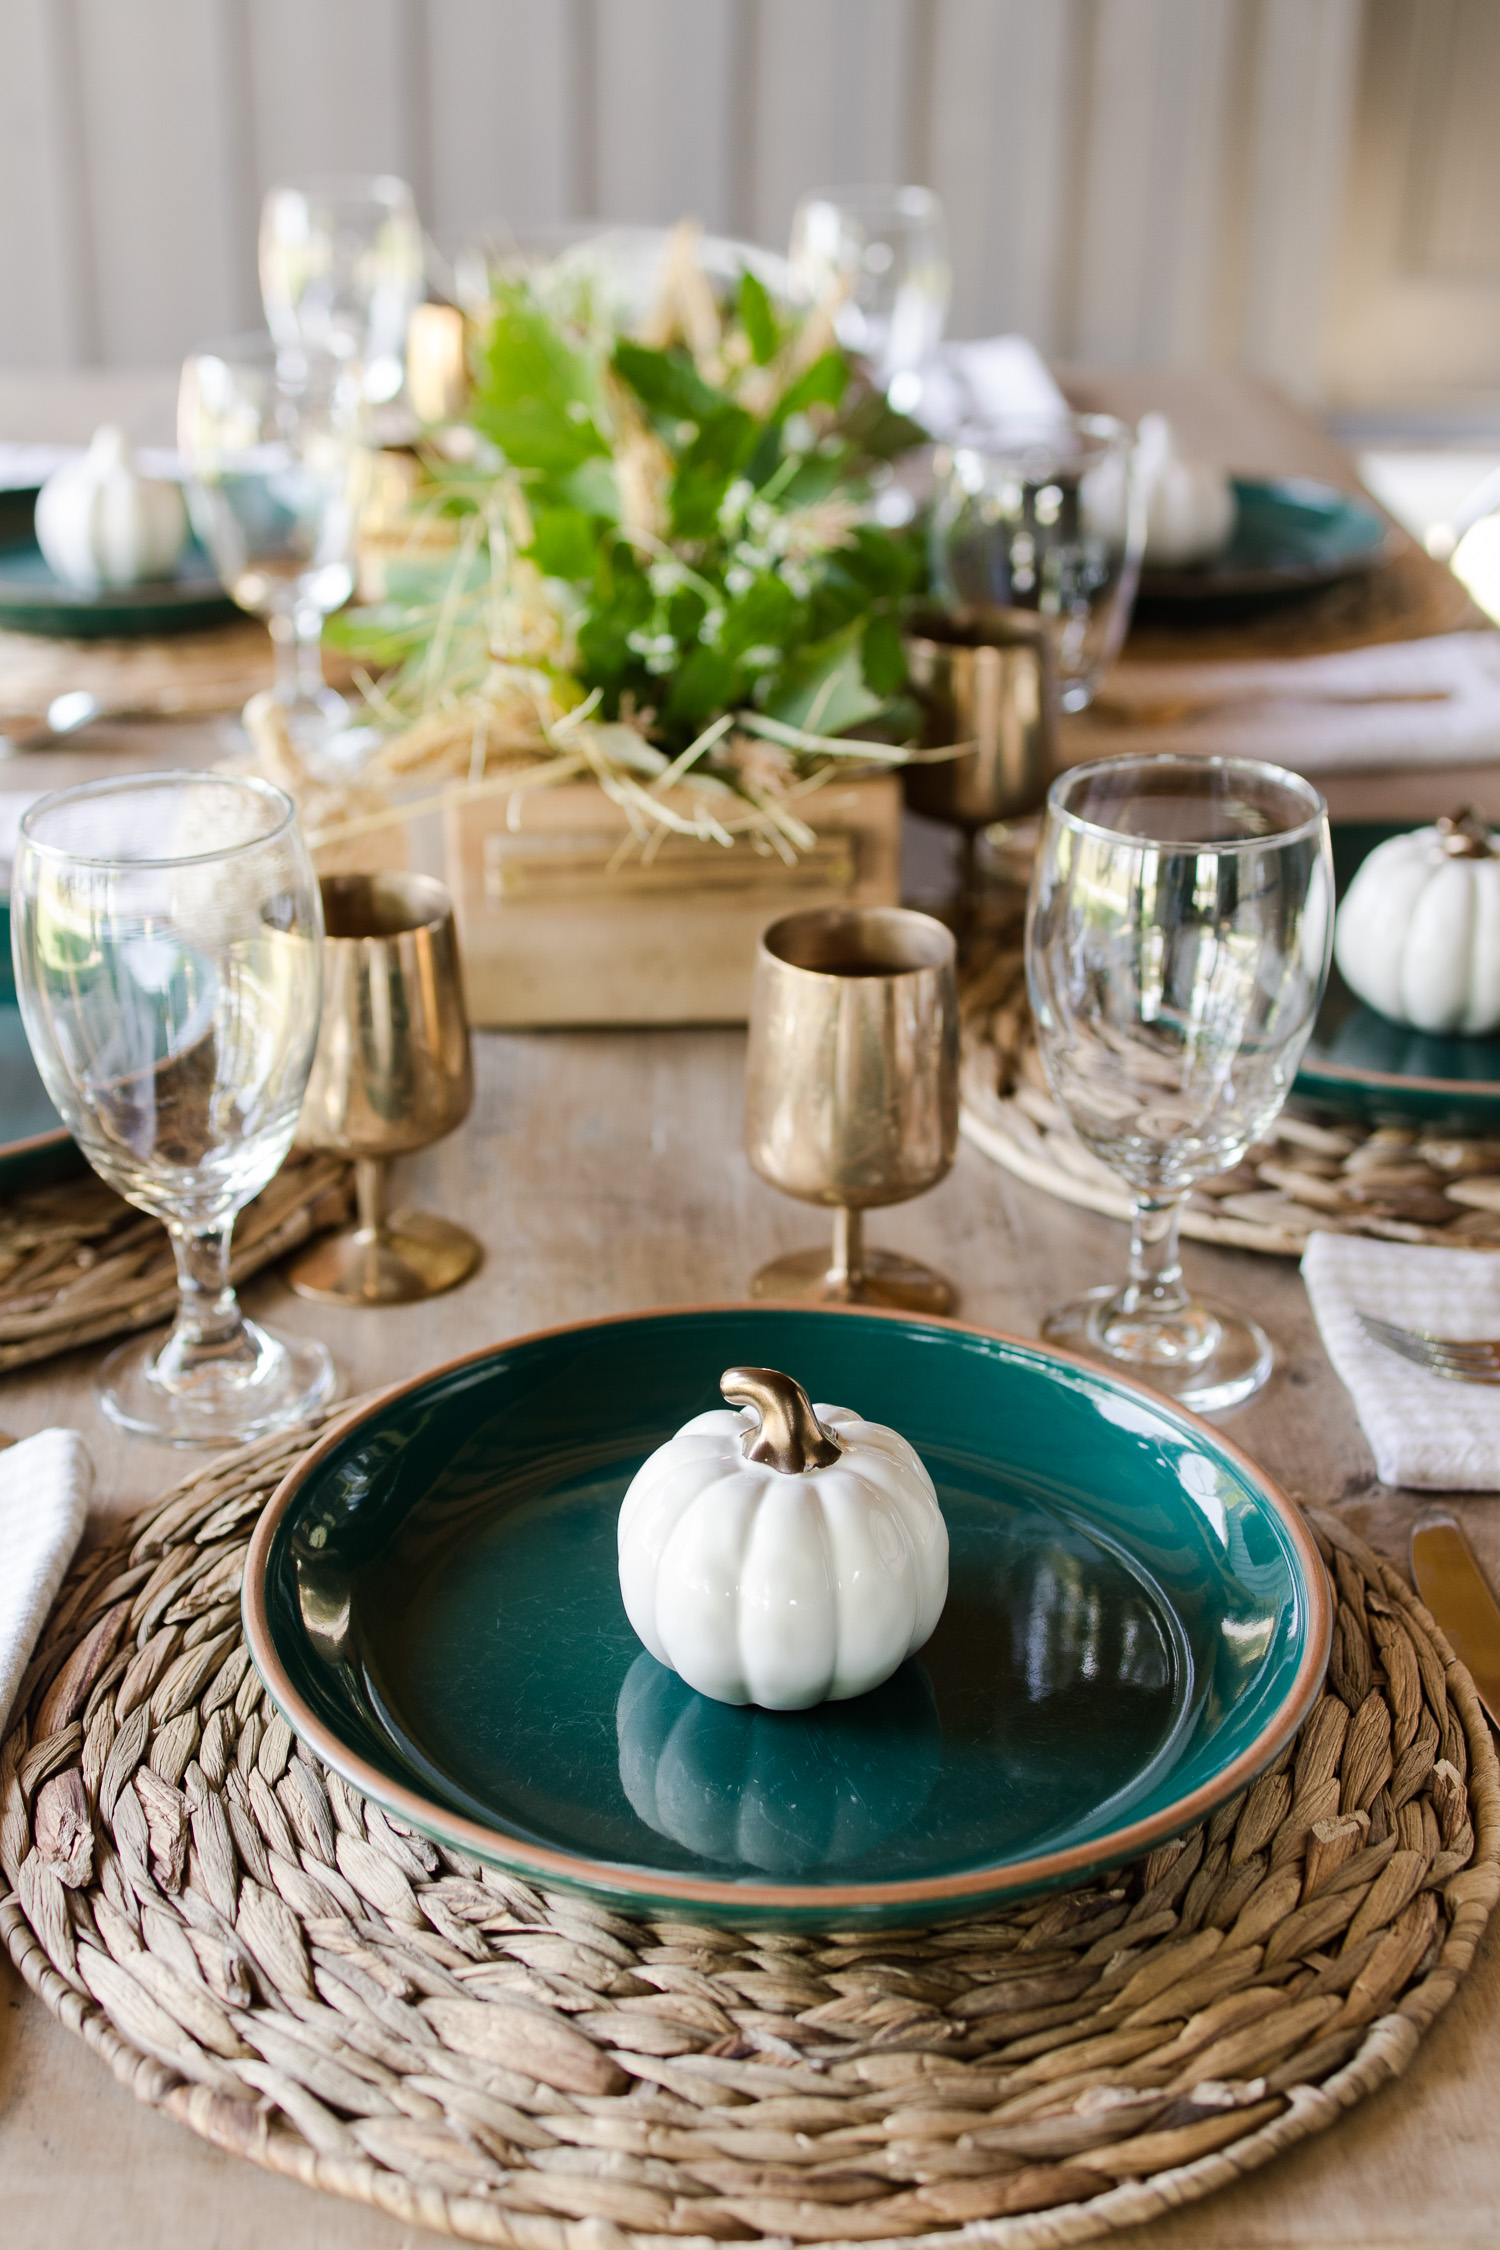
<box><xmin>178</xmin><ymin>333</ymin><xmax>368</xmax><ymax>762</ymax></box>
<box><xmin>1026</xmin><ymin>754</ymin><xmax>1333</xmax><ymax>1411</ymax></box>
<box><xmin>788</xmin><ymin>186</ymin><xmax>950</xmax><ymax>411</ymax></box>
<box><xmin>11</xmin><ymin>773</ymin><xmax>335</xmax><ymax>1444</ymax></box>
<box><xmin>259</xmin><ymin>174</ymin><xmax>424</xmax><ymax>406</ymax></box>
<box><xmin>929</xmin><ymin>413</ymin><xmax>1146</xmax><ymax>712</ymax></box>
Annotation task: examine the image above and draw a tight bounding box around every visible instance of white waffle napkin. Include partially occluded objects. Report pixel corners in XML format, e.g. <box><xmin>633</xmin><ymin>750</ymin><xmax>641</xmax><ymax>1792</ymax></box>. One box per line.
<box><xmin>0</xmin><ymin>1430</ymin><xmax>92</xmax><ymax>1735</ymax></box>
<box><xmin>1302</xmin><ymin>1233</ymin><xmax>1500</xmax><ymax>1489</ymax></box>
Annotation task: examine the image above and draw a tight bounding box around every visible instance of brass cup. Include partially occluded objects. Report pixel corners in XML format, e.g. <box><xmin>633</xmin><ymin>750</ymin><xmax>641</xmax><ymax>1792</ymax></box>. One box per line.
<box><xmin>903</xmin><ymin>620</ymin><xmax>1059</xmax><ymax>910</ymax></box>
<box><xmin>744</xmin><ymin>906</ymin><xmax>959</xmax><ymax>1314</ymax></box>
<box><xmin>286</xmin><ymin>871</ymin><xmax>480</xmax><ymax>1307</ymax></box>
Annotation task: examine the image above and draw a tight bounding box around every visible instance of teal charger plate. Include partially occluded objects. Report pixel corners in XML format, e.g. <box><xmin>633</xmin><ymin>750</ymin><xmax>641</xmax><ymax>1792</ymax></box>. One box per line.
<box><xmin>1294</xmin><ymin>823</ymin><xmax>1500</xmax><ymax>1130</ymax></box>
<box><xmin>0</xmin><ymin>527</ymin><xmax>236</xmax><ymax>637</ymax></box>
<box><xmin>244</xmin><ymin>1306</ymin><xmax>1331</xmax><ymax>1927</ymax></box>
<box><xmin>1138</xmin><ymin>477</ymin><xmax>1392</xmax><ymax>611</ymax></box>
<box><xmin>0</xmin><ymin>897</ymin><xmax>79</xmax><ymax>1192</ymax></box>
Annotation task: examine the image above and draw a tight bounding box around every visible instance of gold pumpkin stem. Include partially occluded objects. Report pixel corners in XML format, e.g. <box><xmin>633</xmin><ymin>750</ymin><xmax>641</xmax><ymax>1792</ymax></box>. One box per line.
<box><xmin>1437</xmin><ymin>808</ymin><xmax>1494</xmax><ymax>859</ymax></box>
<box><xmin>720</xmin><ymin>1366</ymin><xmax>842</xmax><ymax>1474</ymax></box>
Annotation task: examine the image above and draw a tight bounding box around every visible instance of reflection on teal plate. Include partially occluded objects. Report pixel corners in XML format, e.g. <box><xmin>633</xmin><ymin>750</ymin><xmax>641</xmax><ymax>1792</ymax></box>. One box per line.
<box><xmin>246</xmin><ymin>1308</ymin><xmax>1330</xmax><ymax>1925</ymax></box>
<box><xmin>1295</xmin><ymin>824</ymin><xmax>1500</xmax><ymax>1129</ymax></box>
<box><xmin>1139</xmin><ymin>477</ymin><xmax>1391</xmax><ymax>609</ymax></box>
<box><xmin>0</xmin><ymin>900</ymin><xmax>78</xmax><ymax>1191</ymax></box>
<box><xmin>0</xmin><ymin>529</ymin><xmax>236</xmax><ymax>637</ymax></box>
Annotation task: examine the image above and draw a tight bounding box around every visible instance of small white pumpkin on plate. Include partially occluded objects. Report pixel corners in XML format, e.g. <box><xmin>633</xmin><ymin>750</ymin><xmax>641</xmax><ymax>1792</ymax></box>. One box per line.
<box><xmin>35</xmin><ymin>424</ymin><xmax>188</xmax><ymax>592</ymax></box>
<box><xmin>1334</xmin><ymin>810</ymin><xmax>1500</xmax><ymax>1035</ymax></box>
<box><xmin>618</xmin><ymin>1366</ymin><xmax>948</xmax><ymax>1710</ymax></box>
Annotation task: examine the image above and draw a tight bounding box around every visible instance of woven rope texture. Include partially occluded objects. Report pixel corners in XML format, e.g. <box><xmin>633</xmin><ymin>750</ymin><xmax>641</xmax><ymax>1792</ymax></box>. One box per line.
<box><xmin>960</xmin><ymin>942</ymin><xmax>1500</xmax><ymax>1261</ymax></box>
<box><xmin>3</xmin><ymin>1409</ymin><xmax>1497</xmax><ymax>2249</ymax></box>
<box><xmin>0</xmin><ymin>1152</ymin><xmax>349</xmax><ymax>1374</ymax></box>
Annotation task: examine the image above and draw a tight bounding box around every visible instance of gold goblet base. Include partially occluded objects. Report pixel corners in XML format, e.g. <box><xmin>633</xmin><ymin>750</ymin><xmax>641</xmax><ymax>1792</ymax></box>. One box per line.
<box><xmin>287</xmin><ymin>1210</ymin><xmax>481</xmax><ymax>1307</ymax></box>
<box><xmin>750</xmin><ymin>1243</ymin><xmax>953</xmax><ymax>1315</ymax></box>
<box><xmin>750</xmin><ymin>1210</ymin><xmax>952</xmax><ymax>1315</ymax></box>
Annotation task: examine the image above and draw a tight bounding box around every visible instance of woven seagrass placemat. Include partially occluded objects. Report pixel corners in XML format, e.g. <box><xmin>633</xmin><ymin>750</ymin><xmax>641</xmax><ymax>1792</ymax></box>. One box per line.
<box><xmin>960</xmin><ymin>937</ymin><xmax>1500</xmax><ymax>1261</ymax></box>
<box><xmin>0</xmin><ymin>1152</ymin><xmax>351</xmax><ymax>1374</ymax></box>
<box><xmin>3</xmin><ymin>1406</ymin><xmax>1498</xmax><ymax>2246</ymax></box>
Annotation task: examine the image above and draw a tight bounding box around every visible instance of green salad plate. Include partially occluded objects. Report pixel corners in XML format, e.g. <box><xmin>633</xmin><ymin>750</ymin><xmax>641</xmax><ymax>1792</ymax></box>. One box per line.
<box><xmin>1138</xmin><ymin>476</ymin><xmax>1392</xmax><ymax>611</ymax></box>
<box><xmin>244</xmin><ymin>1306</ymin><xmax>1330</xmax><ymax>1928</ymax></box>
<box><xmin>0</xmin><ymin>897</ymin><xmax>78</xmax><ymax>1191</ymax></box>
<box><xmin>1295</xmin><ymin>822</ymin><xmax>1500</xmax><ymax>1130</ymax></box>
<box><xmin>0</xmin><ymin>524</ymin><xmax>235</xmax><ymax>637</ymax></box>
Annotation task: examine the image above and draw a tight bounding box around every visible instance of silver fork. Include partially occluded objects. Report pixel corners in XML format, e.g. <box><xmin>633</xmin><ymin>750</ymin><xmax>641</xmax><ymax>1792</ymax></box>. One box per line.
<box><xmin>1358</xmin><ymin>1312</ymin><xmax>1500</xmax><ymax>1384</ymax></box>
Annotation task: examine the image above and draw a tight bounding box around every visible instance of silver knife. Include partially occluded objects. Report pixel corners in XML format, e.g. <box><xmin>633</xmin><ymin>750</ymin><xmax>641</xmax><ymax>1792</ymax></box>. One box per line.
<box><xmin>1410</xmin><ymin>1509</ymin><xmax>1500</xmax><ymax>1731</ymax></box>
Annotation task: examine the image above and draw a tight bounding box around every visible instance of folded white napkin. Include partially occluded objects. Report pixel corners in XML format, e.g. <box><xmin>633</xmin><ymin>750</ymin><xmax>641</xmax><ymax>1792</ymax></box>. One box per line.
<box><xmin>0</xmin><ymin>1430</ymin><xmax>93</xmax><ymax>1736</ymax></box>
<box><xmin>1072</xmin><ymin>630</ymin><xmax>1500</xmax><ymax>774</ymax></box>
<box><xmin>916</xmin><ymin>335</ymin><xmax>1070</xmax><ymax>443</ymax></box>
<box><xmin>1303</xmin><ymin>1233</ymin><xmax>1500</xmax><ymax>1489</ymax></box>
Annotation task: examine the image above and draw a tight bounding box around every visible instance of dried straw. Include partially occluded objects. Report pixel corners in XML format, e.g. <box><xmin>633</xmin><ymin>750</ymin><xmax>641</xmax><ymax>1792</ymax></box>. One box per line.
<box><xmin>3</xmin><ymin>1408</ymin><xmax>1496</xmax><ymax>2246</ymax></box>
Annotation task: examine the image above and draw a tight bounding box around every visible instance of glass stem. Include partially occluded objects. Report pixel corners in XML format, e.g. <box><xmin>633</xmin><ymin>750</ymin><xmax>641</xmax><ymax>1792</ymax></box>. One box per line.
<box><xmin>163</xmin><ymin>1221</ymin><xmax>251</xmax><ymax>1372</ymax></box>
<box><xmin>293</xmin><ymin>601</ymin><xmax>328</xmax><ymax>702</ymax></box>
<box><xmin>1119</xmin><ymin>1193</ymin><xmax>1191</xmax><ymax>1324</ymax></box>
<box><xmin>267</xmin><ymin>606</ymin><xmax>326</xmax><ymax>707</ymax></box>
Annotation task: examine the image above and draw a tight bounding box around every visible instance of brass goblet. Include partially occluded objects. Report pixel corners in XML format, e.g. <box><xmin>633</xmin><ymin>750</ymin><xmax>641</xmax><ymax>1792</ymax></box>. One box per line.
<box><xmin>744</xmin><ymin>906</ymin><xmax>959</xmax><ymax>1313</ymax></box>
<box><xmin>903</xmin><ymin>619</ymin><xmax>1058</xmax><ymax>915</ymax></box>
<box><xmin>287</xmin><ymin>871</ymin><xmax>480</xmax><ymax>1306</ymax></box>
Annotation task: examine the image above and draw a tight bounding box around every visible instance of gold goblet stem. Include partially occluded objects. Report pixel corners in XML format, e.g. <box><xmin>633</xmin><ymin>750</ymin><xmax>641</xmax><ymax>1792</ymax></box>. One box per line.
<box><xmin>831</xmin><ymin>1207</ymin><xmax>863</xmax><ymax>1290</ymax></box>
<box><xmin>355</xmin><ymin>1156</ymin><xmax>386</xmax><ymax>1241</ymax></box>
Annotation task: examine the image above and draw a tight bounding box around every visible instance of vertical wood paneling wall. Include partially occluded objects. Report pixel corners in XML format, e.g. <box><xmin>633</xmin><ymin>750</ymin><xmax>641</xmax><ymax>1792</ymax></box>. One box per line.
<box><xmin>0</xmin><ymin>0</ymin><xmax>1366</xmax><ymax>396</ymax></box>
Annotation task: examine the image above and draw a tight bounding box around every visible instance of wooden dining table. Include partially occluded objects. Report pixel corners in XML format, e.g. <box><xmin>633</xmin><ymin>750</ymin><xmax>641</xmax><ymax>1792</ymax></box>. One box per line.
<box><xmin>4</xmin><ymin>373</ymin><xmax>1500</xmax><ymax>2250</ymax></box>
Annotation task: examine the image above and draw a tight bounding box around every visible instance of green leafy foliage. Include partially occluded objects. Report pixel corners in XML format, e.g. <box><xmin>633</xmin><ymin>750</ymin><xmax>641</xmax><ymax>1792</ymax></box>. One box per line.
<box><xmin>346</xmin><ymin>264</ymin><xmax>928</xmax><ymax>757</ymax></box>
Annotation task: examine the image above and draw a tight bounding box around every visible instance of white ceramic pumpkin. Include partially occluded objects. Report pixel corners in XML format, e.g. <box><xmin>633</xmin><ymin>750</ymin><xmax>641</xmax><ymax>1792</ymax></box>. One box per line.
<box><xmin>35</xmin><ymin>425</ymin><xmax>187</xmax><ymax>591</ymax></box>
<box><xmin>1083</xmin><ymin>414</ymin><xmax>1235</xmax><ymax>567</ymax></box>
<box><xmin>617</xmin><ymin>1367</ymin><xmax>948</xmax><ymax>1710</ymax></box>
<box><xmin>1334</xmin><ymin>812</ymin><xmax>1500</xmax><ymax>1034</ymax></box>
<box><xmin>1143</xmin><ymin>448</ymin><xmax>1236</xmax><ymax>567</ymax></box>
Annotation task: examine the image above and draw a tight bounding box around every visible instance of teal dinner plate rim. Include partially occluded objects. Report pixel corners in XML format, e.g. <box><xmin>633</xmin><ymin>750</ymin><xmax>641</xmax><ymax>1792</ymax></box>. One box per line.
<box><xmin>242</xmin><ymin>1302</ymin><xmax>1334</xmax><ymax>1920</ymax></box>
<box><xmin>1139</xmin><ymin>477</ymin><xmax>1394</xmax><ymax>600</ymax></box>
<box><xmin>1296</xmin><ymin>1052</ymin><xmax>1500</xmax><ymax>1099</ymax></box>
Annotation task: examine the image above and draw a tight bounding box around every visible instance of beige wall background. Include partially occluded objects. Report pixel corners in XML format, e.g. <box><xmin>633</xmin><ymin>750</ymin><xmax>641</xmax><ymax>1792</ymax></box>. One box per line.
<box><xmin>0</xmin><ymin>0</ymin><xmax>1494</xmax><ymax>410</ymax></box>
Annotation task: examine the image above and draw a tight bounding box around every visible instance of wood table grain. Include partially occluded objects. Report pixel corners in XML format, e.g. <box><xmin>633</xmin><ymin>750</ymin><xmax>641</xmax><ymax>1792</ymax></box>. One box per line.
<box><xmin>6</xmin><ymin>364</ymin><xmax>1500</xmax><ymax>2244</ymax></box>
<box><xmin>4</xmin><ymin>947</ymin><xmax>1498</xmax><ymax>2250</ymax></box>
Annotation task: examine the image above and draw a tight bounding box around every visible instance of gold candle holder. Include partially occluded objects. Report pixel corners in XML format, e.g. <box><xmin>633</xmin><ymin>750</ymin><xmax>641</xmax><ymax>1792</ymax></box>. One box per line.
<box><xmin>287</xmin><ymin>871</ymin><xmax>480</xmax><ymax>1307</ymax></box>
<box><xmin>406</xmin><ymin>301</ymin><xmax>470</xmax><ymax>425</ymax></box>
<box><xmin>744</xmin><ymin>906</ymin><xmax>959</xmax><ymax>1314</ymax></box>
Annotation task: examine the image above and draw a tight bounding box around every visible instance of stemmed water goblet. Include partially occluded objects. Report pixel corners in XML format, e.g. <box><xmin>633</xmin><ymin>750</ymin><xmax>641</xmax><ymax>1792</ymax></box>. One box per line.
<box><xmin>788</xmin><ymin>187</ymin><xmax>950</xmax><ymax>412</ymax></box>
<box><xmin>178</xmin><ymin>333</ymin><xmax>368</xmax><ymax>764</ymax></box>
<box><xmin>259</xmin><ymin>174</ymin><xmax>424</xmax><ymax>408</ymax></box>
<box><xmin>10</xmin><ymin>772</ymin><xmax>335</xmax><ymax>1444</ymax></box>
<box><xmin>1026</xmin><ymin>754</ymin><xmax>1333</xmax><ymax>1411</ymax></box>
<box><xmin>929</xmin><ymin>413</ymin><xmax>1147</xmax><ymax>715</ymax></box>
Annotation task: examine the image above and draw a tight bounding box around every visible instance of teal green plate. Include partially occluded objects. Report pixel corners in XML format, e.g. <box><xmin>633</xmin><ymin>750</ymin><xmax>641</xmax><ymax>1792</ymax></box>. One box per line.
<box><xmin>1138</xmin><ymin>477</ymin><xmax>1392</xmax><ymax>610</ymax></box>
<box><xmin>0</xmin><ymin>527</ymin><xmax>235</xmax><ymax>637</ymax></box>
<box><xmin>1294</xmin><ymin>823</ymin><xmax>1500</xmax><ymax>1129</ymax></box>
<box><xmin>0</xmin><ymin>898</ymin><xmax>78</xmax><ymax>1191</ymax></box>
<box><xmin>244</xmin><ymin>1306</ymin><xmax>1330</xmax><ymax>1927</ymax></box>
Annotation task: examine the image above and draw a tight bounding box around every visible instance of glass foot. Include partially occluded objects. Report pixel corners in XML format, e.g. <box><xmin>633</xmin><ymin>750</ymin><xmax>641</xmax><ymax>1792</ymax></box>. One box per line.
<box><xmin>98</xmin><ymin>1317</ymin><xmax>335</xmax><ymax>1446</ymax></box>
<box><xmin>751</xmin><ymin>1244</ymin><xmax>953</xmax><ymax>1316</ymax></box>
<box><xmin>1041</xmin><ymin>1284</ymin><xmax>1272</xmax><ymax>1412</ymax></box>
<box><xmin>285</xmin><ymin>1210</ymin><xmax>481</xmax><ymax>1306</ymax></box>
